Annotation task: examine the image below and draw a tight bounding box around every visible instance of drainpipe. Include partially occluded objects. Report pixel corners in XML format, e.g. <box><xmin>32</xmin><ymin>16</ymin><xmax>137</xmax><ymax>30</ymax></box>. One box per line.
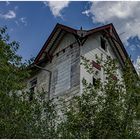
<box><xmin>33</xmin><ymin>64</ymin><xmax>52</xmax><ymax>100</ymax></box>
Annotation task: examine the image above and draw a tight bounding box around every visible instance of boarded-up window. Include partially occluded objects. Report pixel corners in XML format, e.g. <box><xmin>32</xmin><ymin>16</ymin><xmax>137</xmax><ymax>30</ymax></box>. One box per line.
<box><xmin>92</xmin><ymin>60</ymin><xmax>101</xmax><ymax>70</ymax></box>
<box><xmin>55</xmin><ymin>59</ymin><xmax>71</xmax><ymax>94</ymax></box>
<box><xmin>71</xmin><ymin>60</ymin><xmax>79</xmax><ymax>87</ymax></box>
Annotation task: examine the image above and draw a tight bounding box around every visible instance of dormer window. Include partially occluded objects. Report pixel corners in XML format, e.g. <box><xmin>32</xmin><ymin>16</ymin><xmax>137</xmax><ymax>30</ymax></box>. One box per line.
<box><xmin>101</xmin><ymin>37</ymin><xmax>107</xmax><ymax>51</ymax></box>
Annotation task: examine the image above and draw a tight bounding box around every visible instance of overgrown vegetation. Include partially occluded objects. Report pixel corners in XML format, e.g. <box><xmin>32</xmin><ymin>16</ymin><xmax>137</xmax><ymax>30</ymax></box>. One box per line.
<box><xmin>0</xmin><ymin>27</ymin><xmax>140</xmax><ymax>138</ymax></box>
<box><xmin>59</xmin><ymin>56</ymin><xmax>140</xmax><ymax>138</ymax></box>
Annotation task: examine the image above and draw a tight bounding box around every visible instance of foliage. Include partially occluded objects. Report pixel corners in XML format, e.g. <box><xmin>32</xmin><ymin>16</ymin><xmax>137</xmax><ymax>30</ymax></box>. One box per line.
<box><xmin>0</xmin><ymin>90</ymin><xmax>58</xmax><ymax>138</ymax></box>
<box><xmin>0</xmin><ymin>26</ymin><xmax>139</xmax><ymax>138</ymax></box>
<box><xmin>58</xmin><ymin>56</ymin><xmax>140</xmax><ymax>139</ymax></box>
<box><xmin>0</xmin><ymin>26</ymin><xmax>28</xmax><ymax>138</ymax></box>
<box><xmin>0</xmin><ymin>27</ymin><xmax>57</xmax><ymax>138</ymax></box>
<box><xmin>0</xmin><ymin>26</ymin><xmax>30</xmax><ymax>94</ymax></box>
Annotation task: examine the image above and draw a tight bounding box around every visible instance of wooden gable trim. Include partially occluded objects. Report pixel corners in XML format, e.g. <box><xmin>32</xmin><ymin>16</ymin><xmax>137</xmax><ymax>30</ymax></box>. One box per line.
<box><xmin>34</xmin><ymin>24</ymin><xmax>112</xmax><ymax>64</ymax></box>
<box><xmin>48</xmin><ymin>31</ymin><xmax>66</xmax><ymax>55</ymax></box>
<box><xmin>102</xmin><ymin>29</ymin><xmax>126</xmax><ymax>65</ymax></box>
<box><xmin>112</xmin><ymin>25</ymin><xmax>128</xmax><ymax>58</ymax></box>
<box><xmin>34</xmin><ymin>23</ymin><xmax>77</xmax><ymax>64</ymax></box>
<box><xmin>33</xmin><ymin>23</ymin><xmax>136</xmax><ymax>75</ymax></box>
<box><xmin>111</xmin><ymin>26</ymin><xmax>137</xmax><ymax>74</ymax></box>
<box><xmin>103</xmin><ymin>26</ymin><xmax>137</xmax><ymax>74</ymax></box>
<box><xmin>59</xmin><ymin>24</ymin><xmax>77</xmax><ymax>34</ymax></box>
<box><xmin>87</xmin><ymin>24</ymin><xmax>112</xmax><ymax>36</ymax></box>
<box><xmin>34</xmin><ymin>24</ymin><xmax>59</xmax><ymax>64</ymax></box>
<box><xmin>102</xmin><ymin>26</ymin><xmax>127</xmax><ymax>63</ymax></box>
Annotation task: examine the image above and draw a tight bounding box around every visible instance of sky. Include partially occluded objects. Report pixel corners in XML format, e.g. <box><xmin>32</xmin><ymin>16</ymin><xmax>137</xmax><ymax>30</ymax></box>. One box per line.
<box><xmin>0</xmin><ymin>1</ymin><xmax>140</xmax><ymax>72</ymax></box>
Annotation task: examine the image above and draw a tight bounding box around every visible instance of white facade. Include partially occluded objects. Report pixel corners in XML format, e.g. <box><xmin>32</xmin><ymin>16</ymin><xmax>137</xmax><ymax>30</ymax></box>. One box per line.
<box><xmin>80</xmin><ymin>32</ymin><xmax>123</xmax><ymax>92</ymax></box>
<box><xmin>27</xmin><ymin>32</ymin><xmax>80</xmax><ymax>100</ymax></box>
<box><xmin>27</xmin><ymin>24</ymin><xmax>126</xmax><ymax>100</ymax></box>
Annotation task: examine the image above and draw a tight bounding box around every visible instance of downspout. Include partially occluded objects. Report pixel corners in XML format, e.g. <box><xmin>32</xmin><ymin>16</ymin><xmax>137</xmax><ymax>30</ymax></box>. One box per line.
<box><xmin>33</xmin><ymin>64</ymin><xmax>52</xmax><ymax>100</ymax></box>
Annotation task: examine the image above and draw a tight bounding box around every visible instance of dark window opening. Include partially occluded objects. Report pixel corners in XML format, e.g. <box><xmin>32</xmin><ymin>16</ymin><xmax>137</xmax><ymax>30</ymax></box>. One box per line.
<box><xmin>56</xmin><ymin>53</ymin><xmax>59</xmax><ymax>57</ymax></box>
<box><xmin>101</xmin><ymin>37</ymin><xmax>106</xmax><ymax>51</ymax></box>
<box><xmin>95</xmin><ymin>70</ymin><xmax>99</xmax><ymax>75</ymax></box>
<box><xmin>29</xmin><ymin>78</ymin><xmax>37</xmax><ymax>101</ymax></box>
<box><xmin>63</xmin><ymin>49</ymin><xmax>65</xmax><ymax>53</ymax></box>
<box><xmin>70</xmin><ymin>44</ymin><xmax>73</xmax><ymax>49</ymax></box>
<box><xmin>30</xmin><ymin>78</ymin><xmax>37</xmax><ymax>88</ymax></box>
<box><xmin>30</xmin><ymin>86</ymin><xmax>35</xmax><ymax>92</ymax></box>
<box><xmin>29</xmin><ymin>88</ymin><xmax>34</xmax><ymax>101</ymax></box>
<box><xmin>93</xmin><ymin>77</ymin><xmax>96</xmax><ymax>86</ymax></box>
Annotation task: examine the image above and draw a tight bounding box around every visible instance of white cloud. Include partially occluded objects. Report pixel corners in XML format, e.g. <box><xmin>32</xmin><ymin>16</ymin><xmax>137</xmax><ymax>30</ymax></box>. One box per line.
<box><xmin>43</xmin><ymin>1</ymin><xmax>70</xmax><ymax>17</ymax></box>
<box><xmin>43</xmin><ymin>1</ymin><xmax>48</xmax><ymax>6</ymax></box>
<box><xmin>82</xmin><ymin>10</ymin><xmax>90</xmax><ymax>17</ymax></box>
<box><xmin>20</xmin><ymin>17</ymin><xmax>27</xmax><ymax>26</ymax></box>
<box><xmin>0</xmin><ymin>10</ymin><xmax>16</xmax><ymax>19</ymax></box>
<box><xmin>15</xmin><ymin>17</ymin><xmax>27</xmax><ymax>26</ymax></box>
<box><xmin>14</xmin><ymin>6</ymin><xmax>18</xmax><ymax>10</ymax></box>
<box><xmin>6</xmin><ymin>1</ymin><xmax>10</xmax><ymax>6</ymax></box>
<box><xmin>82</xmin><ymin>2</ymin><xmax>140</xmax><ymax>45</ymax></box>
<box><xmin>134</xmin><ymin>56</ymin><xmax>140</xmax><ymax>75</ymax></box>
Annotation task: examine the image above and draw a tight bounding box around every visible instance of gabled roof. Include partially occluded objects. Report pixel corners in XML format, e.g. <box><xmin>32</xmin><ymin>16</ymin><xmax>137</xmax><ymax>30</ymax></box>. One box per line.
<box><xmin>34</xmin><ymin>23</ymin><xmax>116</xmax><ymax>64</ymax></box>
<box><xmin>33</xmin><ymin>23</ymin><xmax>135</xmax><ymax>73</ymax></box>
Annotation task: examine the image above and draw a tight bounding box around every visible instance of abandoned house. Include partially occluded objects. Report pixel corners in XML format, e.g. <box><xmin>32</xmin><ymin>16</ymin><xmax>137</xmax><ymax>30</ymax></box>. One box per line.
<box><xmin>26</xmin><ymin>23</ymin><xmax>134</xmax><ymax>100</ymax></box>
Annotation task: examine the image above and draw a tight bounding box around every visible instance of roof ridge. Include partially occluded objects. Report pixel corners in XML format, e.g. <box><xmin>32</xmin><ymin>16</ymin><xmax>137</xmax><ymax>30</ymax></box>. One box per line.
<box><xmin>57</xmin><ymin>23</ymin><xmax>77</xmax><ymax>31</ymax></box>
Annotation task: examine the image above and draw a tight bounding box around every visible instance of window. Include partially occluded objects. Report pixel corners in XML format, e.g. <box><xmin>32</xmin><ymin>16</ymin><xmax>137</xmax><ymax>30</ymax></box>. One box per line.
<box><xmin>62</xmin><ymin>49</ymin><xmax>65</xmax><ymax>53</ymax></box>
<box><xmin>101</xmin><ymin>37</ymin><xmax>106</xmax><ymax>51</ymax></box>
<box><xmin>29</xmin><ymin>78</ymin><xmax>37</xmax><ymax>101</ymax></box>
<box><xmin>56</xmin><ymin>52</ymin><xmax>59</xmax><ymax>57</ymax></box>
<box><xmin>92</xmin><ymin>77</ymin><xmax>96</xmax><ymax>86</ymax></box>
<box><xmin>70</xmin><ymin>44</ymin><xmax>73</xmax><ymax>49</ymax></box>
<box><xmin>55</xmin><ymin>59</ymin><xmax>71</xmax><ymax>95</ymax></box>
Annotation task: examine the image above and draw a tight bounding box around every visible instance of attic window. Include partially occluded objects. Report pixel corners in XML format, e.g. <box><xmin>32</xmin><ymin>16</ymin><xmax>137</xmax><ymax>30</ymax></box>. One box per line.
<box><xmin>56</xmin><ymin>52</ymin><xmax>59</xmax><ymax>57</ymax></box>
<box><xmin>101</xmin><ymin>37</ymin><xmax>107</xmax><ymax>51</ymax></box>
<box><xmin>70</xmin><ymin>44</ymin><xmax>73</xmax><ymax>49</ymax></box>
<box><xmin>63</xmin><ymin>49</ymin><xmax>65</xmax><ymax>53</ymax></box>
